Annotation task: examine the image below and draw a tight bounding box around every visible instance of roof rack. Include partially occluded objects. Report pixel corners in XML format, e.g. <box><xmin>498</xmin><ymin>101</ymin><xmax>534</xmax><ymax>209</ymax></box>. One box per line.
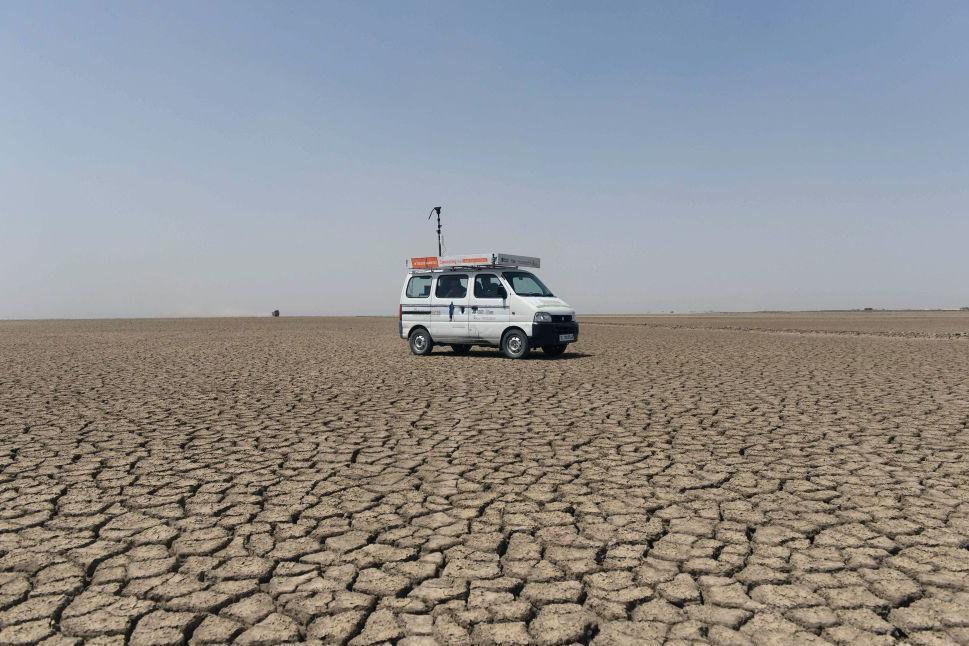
<box><xmin>406</xmin><ymin>253</ymin><xmax>540</xmax><ymax>270</ymax></box>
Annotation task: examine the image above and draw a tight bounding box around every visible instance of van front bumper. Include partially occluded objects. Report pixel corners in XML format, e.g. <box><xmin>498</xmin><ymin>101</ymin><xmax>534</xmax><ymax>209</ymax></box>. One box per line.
<box><xmin>530</xmin><ymin>321</ymin><xmax>579</xmax><ymax>346</ymax></box>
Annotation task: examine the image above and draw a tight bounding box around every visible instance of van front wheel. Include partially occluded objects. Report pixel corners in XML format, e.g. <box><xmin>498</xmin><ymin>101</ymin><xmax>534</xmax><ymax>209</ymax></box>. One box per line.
<box><xmin>501</xmin><ymin>329</ymin><xmax>530</xmax><ymax>359</ymax></box>
<box><xmin>409</xmin><ymin>329</ymin><xmax>433</xmax><ymax>356</ymax></box>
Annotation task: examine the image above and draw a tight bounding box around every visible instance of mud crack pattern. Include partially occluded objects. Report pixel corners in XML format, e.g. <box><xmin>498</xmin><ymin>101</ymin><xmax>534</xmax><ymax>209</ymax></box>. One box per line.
<box><xmin>2</xmin><ymin>315</ymin><xmax>968</xmax><ymax>645</ymax></box>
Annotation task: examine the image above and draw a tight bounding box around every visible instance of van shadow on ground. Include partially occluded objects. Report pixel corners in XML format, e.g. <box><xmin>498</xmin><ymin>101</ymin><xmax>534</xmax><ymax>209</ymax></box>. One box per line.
<box><xmin>423</xmin><ymin>348</ymin><xmax>592</xmax><ymax>360</ymax></box>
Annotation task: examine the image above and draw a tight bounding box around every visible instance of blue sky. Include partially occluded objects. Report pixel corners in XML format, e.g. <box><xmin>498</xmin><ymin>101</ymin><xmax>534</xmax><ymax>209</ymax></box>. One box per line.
<box><xmin>2</xmin><ymin>1</ymin><xmax>967</xmax><ymax>317</ymax></box>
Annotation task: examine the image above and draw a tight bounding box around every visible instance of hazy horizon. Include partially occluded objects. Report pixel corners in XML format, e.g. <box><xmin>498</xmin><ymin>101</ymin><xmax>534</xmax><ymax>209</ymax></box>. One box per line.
<box><xmin>3</xmin><ymin>2</ymin><xmax>968</xmax><ymax>318</ymax></box>
<box><xmin>6</xmin><ymin>308</ymin><xmax>969</xmax><ymax>323</ymax></box>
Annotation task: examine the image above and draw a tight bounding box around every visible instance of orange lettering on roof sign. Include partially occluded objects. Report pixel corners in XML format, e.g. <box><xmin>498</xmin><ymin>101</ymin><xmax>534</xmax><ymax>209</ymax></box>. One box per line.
<box><xmin>463</xmin><ymin>257</ymin><xmax>489</xmax><ymax>263</ymax></box>
<box><xmin>411</xmin><ymin>256</ymin><xmax>439</xmax><ymax>269</ymax></box>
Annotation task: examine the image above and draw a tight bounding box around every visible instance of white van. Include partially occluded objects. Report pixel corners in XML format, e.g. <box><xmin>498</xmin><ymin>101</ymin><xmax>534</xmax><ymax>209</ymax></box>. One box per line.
<box><xmin>398</xmin><ymin>253</ymin><xmax>578</xmax><ymax>359</ymax></box>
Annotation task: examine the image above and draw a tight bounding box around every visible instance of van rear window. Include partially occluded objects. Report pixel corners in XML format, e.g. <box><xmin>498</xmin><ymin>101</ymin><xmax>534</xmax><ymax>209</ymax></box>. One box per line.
<box><xmin>405</xmin><ymin>275</ymin><xmax>432</xmax><ymax>298</ymax></box>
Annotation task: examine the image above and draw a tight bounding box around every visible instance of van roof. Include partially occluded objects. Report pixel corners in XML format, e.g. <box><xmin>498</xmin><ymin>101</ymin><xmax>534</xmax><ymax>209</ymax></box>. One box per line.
<box><xmin>406</xmin><ymin>253</ymin><xmax>540</xmax><ymax>270</ymax></box>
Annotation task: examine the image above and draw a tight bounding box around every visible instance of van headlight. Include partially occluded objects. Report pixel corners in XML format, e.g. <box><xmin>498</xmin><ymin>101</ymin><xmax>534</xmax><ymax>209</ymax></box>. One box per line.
<box><xmin>534</xmin><ymin>312</ymin><xmax>552</xmax><ymax>323</ymax></box>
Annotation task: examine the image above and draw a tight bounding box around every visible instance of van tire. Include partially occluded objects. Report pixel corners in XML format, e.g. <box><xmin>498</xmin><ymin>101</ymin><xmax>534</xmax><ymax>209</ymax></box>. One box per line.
<box><xmin>409</xmin><ymin>328</ymin><xmax>433</xmax><ymax>356</ymax></box>
<box><xmin>543</xmin><ymin>344</ymin><xmax>567</xmax><ymax>357</ymax></box>
<box><xmin>501</xmin><ymin>329</ymin><xmax>530</xmax><ymax>359</ymax></box>
<box><xmin>450</xmin><ymin>344</ymin><xmax>471</xmax><ymax>354</ymax></box>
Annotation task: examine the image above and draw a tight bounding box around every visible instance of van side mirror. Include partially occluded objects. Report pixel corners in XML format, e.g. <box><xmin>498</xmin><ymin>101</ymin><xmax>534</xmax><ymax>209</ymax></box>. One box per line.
<box><xmin>497</xmin><ymin>286</ymin><xmax>507</xmax><ymax>299</ymax></box>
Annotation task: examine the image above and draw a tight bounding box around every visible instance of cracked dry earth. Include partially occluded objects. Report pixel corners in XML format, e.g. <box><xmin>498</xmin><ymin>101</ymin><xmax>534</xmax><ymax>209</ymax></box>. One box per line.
<box><xmin>2</xmin><ymin>315</ymin><xmax>969</xmax><ymax>646</ymax></box>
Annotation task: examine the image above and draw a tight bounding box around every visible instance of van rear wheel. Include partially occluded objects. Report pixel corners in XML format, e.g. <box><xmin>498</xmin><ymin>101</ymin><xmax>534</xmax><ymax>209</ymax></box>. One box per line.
<box><xmin>543</xmin><ymin>344</ymin><xmax>567</xmax><ymax>357</ymax></box>
<box><xmin>501</xmin><ymin>329</ymin><xmax>530</xmax><ymax>359</ymax></box>
<box><xmin>450</xmin><ymin>344</ymin><xmax>471</xmax><ymax>354</ymax></box>
<box><xmin>409</xmin><ymin>328</ymin><xmax>432</xmax><ymax>356</ymax></box>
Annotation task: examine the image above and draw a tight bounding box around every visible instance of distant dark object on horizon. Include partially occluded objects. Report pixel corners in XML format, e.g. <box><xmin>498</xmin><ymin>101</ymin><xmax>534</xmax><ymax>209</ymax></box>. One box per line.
<box><xmin>272</xmin><ymin>310</ymin><xmax>280</xmax><ymax>317</ymax></box>
<box><xmin>863</xmin><ymin>307</ymin><xmax>874</xmax><ymax>311</ymax></box>
<box><xmin>961</xmin><ymin>306</ymin><xmax>969</xmax><ymax>311</ymax></box>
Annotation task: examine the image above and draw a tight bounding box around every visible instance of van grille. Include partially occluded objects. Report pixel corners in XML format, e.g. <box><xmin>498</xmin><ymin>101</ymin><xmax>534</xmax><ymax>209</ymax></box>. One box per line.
<box><xmin>552</xmin><ymin>314</ymin><xmax>573</xmax><ymax>323</ymax></box>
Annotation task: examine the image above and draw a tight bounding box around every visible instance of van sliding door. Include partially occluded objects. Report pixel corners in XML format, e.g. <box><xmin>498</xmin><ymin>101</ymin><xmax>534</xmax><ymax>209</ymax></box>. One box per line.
<box><xmin>429</xmin><ymin>274</ymin><xmax>470</xmax><ymax>342</ymax></box>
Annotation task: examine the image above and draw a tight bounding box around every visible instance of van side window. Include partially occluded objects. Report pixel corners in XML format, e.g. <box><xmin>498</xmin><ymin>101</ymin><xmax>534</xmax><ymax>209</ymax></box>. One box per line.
<box><xmin>435</xmin><ymin>274</ymin><xmax>468</xmax><ymax>299</ymax></box>
<box><xmin>474</xmin><ymin>274</ymin><xmax>504</xmax><ymax>298</ymax></box>
<box><xmin>405</xmin><ymin>275</ymin><xmax>432</xmax><ymax>298</ymax></box>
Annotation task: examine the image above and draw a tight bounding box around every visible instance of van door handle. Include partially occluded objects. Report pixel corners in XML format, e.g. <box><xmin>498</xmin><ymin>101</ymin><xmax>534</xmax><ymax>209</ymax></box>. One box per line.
<box><xmin>471</xmin><ymin>306</ymin><xmax>478</xmax><ymax>312</ymax></box>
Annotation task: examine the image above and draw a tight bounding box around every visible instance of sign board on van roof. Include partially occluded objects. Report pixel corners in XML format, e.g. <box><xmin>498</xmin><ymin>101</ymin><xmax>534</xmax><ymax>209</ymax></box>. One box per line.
<box><xmin>406</xmin><ymin>253</ymin><xmax>540</xmax><ymax>270</ymax></box>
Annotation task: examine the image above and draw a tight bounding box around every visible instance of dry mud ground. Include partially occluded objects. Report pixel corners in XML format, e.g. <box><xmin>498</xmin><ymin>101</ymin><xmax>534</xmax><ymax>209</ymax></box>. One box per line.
<box><xmin>1</xmin><ymin>314</ymin><xmax>968</xmax><ymax>646</ymax></box>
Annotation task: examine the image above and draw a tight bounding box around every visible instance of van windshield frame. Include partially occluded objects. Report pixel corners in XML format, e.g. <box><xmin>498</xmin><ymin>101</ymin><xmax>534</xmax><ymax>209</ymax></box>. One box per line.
<box><xmin>501</xmin><ymin>271</ymin><xmax>554</xmax><ymax>297</ymax></box>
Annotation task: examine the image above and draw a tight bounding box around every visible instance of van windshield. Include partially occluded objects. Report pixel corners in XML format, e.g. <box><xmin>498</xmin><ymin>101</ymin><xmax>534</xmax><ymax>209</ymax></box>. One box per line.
<box><xmin>502</xmin><ymin>271</ymin><xmax>554</xmax><ymax>297</ymax></box>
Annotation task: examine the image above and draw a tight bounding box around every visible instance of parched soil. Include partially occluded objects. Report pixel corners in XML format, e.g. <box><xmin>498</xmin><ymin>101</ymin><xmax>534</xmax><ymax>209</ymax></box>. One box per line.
<box><xmin>1</xmin><ymin>315</ymin><xmax>968</xmax><ymax>645</ymax></box>
<box><xmin>588</xmin><ymin>312</ymin><xmax>969</xmax><ymax>338</ymax></box>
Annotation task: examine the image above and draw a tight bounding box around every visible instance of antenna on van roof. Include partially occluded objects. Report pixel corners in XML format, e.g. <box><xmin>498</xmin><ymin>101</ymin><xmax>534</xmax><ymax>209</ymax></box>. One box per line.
<box><xmin>427</xmin><ymin>206</ymin><xmax>443</xmax><ymax>256</ymax></box>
